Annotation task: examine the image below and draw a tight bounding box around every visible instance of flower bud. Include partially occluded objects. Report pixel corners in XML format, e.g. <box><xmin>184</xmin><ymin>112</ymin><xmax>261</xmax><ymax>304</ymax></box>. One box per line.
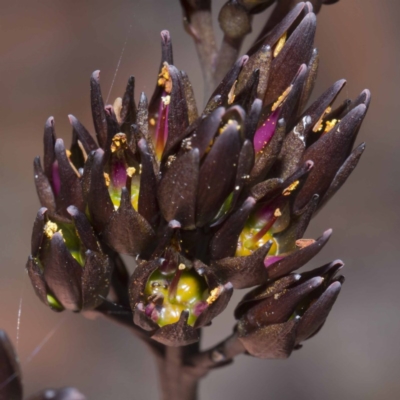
<box><xmin>235</xmin><ymin>260</ymin><xmax>343</xmax><ymax>358</ymax></box>
<box><xmin>26</xmin><ymin>207</ymin><xmax>112</xmax><ymax>312</ymax></box>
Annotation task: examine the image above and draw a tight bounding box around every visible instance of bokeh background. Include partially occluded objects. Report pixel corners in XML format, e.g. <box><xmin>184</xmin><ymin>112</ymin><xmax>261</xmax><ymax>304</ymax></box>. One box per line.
<box><xmin>1</xmin><ymin>1</ymin><xmax>399</xmax><ymax>399</ymax></box>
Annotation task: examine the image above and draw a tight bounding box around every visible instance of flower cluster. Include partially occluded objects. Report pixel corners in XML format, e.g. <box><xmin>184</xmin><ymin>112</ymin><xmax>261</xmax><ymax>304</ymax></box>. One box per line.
<box><xmin>27</xmin><ymin>1</ymin><xmax>369</xmax><ymax>359</ymax></box>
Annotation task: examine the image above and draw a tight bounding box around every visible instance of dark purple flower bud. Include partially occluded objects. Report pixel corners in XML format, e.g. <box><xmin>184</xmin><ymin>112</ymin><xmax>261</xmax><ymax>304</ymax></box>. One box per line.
<box><xmin>26</xmin><ymin>207</ymin><xmax>112</xmax><ymax>311</ymax></box>
<box><xmin>235</xmin><ymin>260</ymin><xmax>343</xmax><ymax>358</ymax></box>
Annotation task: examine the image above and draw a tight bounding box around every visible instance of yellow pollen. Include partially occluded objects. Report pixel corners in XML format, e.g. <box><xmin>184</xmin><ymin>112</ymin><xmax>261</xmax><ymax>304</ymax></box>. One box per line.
<box><xmin>219</xmin><ymin>119</ymin><xmax>239</xmax><ymax>134</ymax></box>
<box><xmin>273</xmin><ymin>32</ymin><xmax>287</xmax><ymax>58</ymax></box>
<box><xmin>282</xmin><ymin>180</ymin><xmax>300</xmax><ymax>196</ymax></box>
<box><xmin>44</xmin><ymin>221</ymin><xmax>59</xmax><ymax>239</ymax></box>
<box><xmin>158</xmin><ymin>63</ymin><xmax>172</xmax><ymax>93</ymax></box>
<box><xmin>228</xmin><ymin>80</ymin><xmax>237</xmax><ymax>105</ymax></box>
<box><xmin>272</xmin><ymin>85</ymin><xmax>293</xmax><ymax>111</ymax></box>
<box><xmin>113</xmin><ymin>97</ymin><xmax>123</xmax><ymax>124</ymax></box>
<box><xmin>313</xmin><ymin>106</ymin><xmax>332</xmax><ymax>132</ymax></box>
<box><xmin>111</xmin><ymin>133</ymin><xmax>128</xmax><ymax>153</ymax></box>
<box><xmin>324</xmin><ymin>119</ymin><xmax>339</xmax><ymax>133</ymax></box>
<box><xmin>161</xmin><ymin>95</ymin><xmax>171</xmax><ymax>106</ymax></box>
<box><xmin>206</xmin><ymin>287</ymin><xmax>221</xmax><ymax>305</ymax></box>
<box><xmin>295</xmin><ymin>238</ymin><xmax>315</xmax><ymax>249</ymax></box>
<box><xmin>178</xmin><ymin>263</ymin><xmax>186</xmax><ymax>271</ymax></box>
<box><xmin>166</xmin><ymin>155</ymin><xmax>177</xmax><ymax>167</ymax></box>
<box><xmin>104</xmin><ymin>173</ymin><xmax>110</xmax><ymax>187</ymax></box>
<box><xmin>126</xmin><ymin>167</ymin><xmax>136</xmax><ymax>178</ymax></box>
<box><xmin>149</xmin><ymin>118</ymin><xmax>156</xmax><ymax>126</ymax></box>
<box><xmin>274</xmin><ymin>208</ymin><xmax>282</xmax><ymax>217</ymax></box>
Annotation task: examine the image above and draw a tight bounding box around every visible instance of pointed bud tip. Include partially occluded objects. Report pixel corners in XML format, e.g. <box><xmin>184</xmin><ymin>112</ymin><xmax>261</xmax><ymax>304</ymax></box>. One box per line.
<box><xmin>45</xmin><ymin>116</ymin><xmax>54</xmax><ymax>127</ymax></box>
<box><xmin>66</xmin><ymin>205</ymin><xmax>79</xmax><ymax>217</ymax></box>
<box><xmin>54</xmin><ymin>138</ymin><xmax>65</xmax><ymax>152</ymax></box>
<box><xmin>161</xmin><ymin>30</ymin><xmax>171</xmax><ymax>42</ymax></box>
<box><xmin>92</xmin><ymin>70</ymin><xmax>101</xmax><ymax>81</ymax></box>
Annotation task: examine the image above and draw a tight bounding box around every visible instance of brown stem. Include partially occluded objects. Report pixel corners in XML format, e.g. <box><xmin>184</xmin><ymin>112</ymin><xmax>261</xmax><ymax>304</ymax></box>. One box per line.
<box><xmin>157</xmin><ymin>346</ymin><xmax>200</xmax><ymax>400</ymax></box>
<box><xmin>188</xmin><ymin>332</ymin><xmax>245</xmax><ymax>370</ymax></box>
<box><xmin>181</xmin><ymin>1</ymin><xmax>218</xmax><ymax>100</ymax></box>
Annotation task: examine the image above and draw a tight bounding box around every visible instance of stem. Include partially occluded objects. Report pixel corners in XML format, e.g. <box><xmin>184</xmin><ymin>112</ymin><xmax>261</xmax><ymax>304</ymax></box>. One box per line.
<box><xmin>180</xmin><ymin>0</ymin><xmax>217</xmax><ymax>100</ymax></box>
<box><xmin>157</xmin><ymin>346</ymin><xmax>200</xmax><ymax>400</ymax></box>
<box><xmin>188</xmin><ymin>333</ymin><xmax>245</xmax><ymax>370</ymax></box>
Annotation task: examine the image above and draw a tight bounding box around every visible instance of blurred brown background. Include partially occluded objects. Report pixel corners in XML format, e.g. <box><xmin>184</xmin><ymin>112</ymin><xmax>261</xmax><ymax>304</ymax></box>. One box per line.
<box><xmin>0</xmin><ymin>1</ymin><xmax>399</xmax><ymax>399</ymax></box>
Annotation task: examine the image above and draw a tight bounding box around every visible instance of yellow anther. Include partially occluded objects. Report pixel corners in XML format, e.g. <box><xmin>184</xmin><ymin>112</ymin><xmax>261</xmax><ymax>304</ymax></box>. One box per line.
<box><xmin>44</xmin><ymin>221</ymin><xmax>59</xmax><ymax>239</ymax></box>
<box><xmin>228</xmin><ymin>80</ymin><xmax>237</xmax><ymax>105</ymax></box>
<box><xmin>282</xmin><ymin>180</ymin><xmax>299</xmax><ymax>196</ymax></box>
<box><xmin>219</xmin><ymin>119</ymin><xmax>240</xmax><ymax>134</ymax></box>
<box><xmin>274</xmin><ymin>208</ymin><xmax>282</xmax><ymax>217</ymax></box>
<box><xmin>149</xmin><ymin>118</ymin><xmax>156</xmax><ymax>126</ymax></box>
<box><xmin>313</xmin><ymin>106</ymin><xmax>332</xmax><ymax>132</ymax></box>
<box><xmin>206</xmin><ymin>287</ymin><xmax>221</xmax><ymax>305</ymax></box>
<box><xmin>272</xmin><ymin>85</ymin><xmax>293</xmax><ymax>111</ymax></box>
<box><xmin>104</xmin><ymin>173</ymin><xmax>110</xmax><ymax>187</ymax></box>
<box><xmin>126</xmin><ymin>167</ymin><xmax>136</xmax><ymax>178</ymax></box>
<box><xmin>158</xmin><ymin>63</ymin><xmax>172</xmax><ymax>93</ymax></box>
<box><xmin>178</xmin><ymin>263</ymin><xmax>186</xmax><ymax>271</ymax></box>
<box><xmin>273</xmin><ymin>32</ymin><xmax>287</xmax><ymax>58</ymax></box>
<box><xmin>111</xmin><ymin>133</ymin><xmax>128</xmax><ymax>153</ymax></box>
<box><xmin>324</xmin><ymin>119</ymin><xmax>339</xmax><ymax>133</ymax></box>
<box><xmin>113</xmin><ymin>97</ymin><xmax>123</xmax><ymax>124</ymax></box>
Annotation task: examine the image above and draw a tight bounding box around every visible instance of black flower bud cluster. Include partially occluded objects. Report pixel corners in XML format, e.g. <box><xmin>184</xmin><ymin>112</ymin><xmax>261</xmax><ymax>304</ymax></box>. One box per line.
<box><xmin>27</xmin><ymin>1</ymin><xmax>368</xmax><ymax>356</ymax></box>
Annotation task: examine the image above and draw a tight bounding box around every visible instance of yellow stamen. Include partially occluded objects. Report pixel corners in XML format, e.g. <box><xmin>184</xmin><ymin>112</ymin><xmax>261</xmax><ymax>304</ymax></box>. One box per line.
<box><xmin>228</xmin><ymin>80</ymin><xmax>237</xmax><ymax>105</ymax></box>
<box><xmin>272</xmin><ymin>85</ymin><xmax>293</xmax><ymax>111</ymax></box>
<box><xmin>282</xmin><ymin>180</ymin><xmax>299</xmax><ymax>196</ymax></box>
<box><xmin>149</xmin><ymin>118</ymin><xmax>156</xmax><ymax>126</ymax></box>
<box><xmin>104</xmin><ymin>173</ymin><xmax>110</xmax><ymax>187</ymax></box>
<box><xmin>206</xmin><ymin>287</ymin><xmax>221</xmax><ymax>305</ymax></box>
<box><xmin>113</xmin><ymin>97</ymin><xmax>123</xmax><ymax>124</ymax></box>
<box><xmin>44</xmin><ymin>221</ymin><xmax>59</xmax><ymax>239</ymax></box>
<box><xmin>324</xmin><ymin>119</ymin><xmax>339</xmax><ymax>133</ymax></box>
<box><xmin>111</xmin><ymin>133</ymin><xmax>128</xmax><ymax>153</ymax></box>
<box><xmin>313</xmin><ymin>106</ymin><xmax>332</xmax><ymax>132</ymax></box>
<box><xmin>126</xmin><ymin>167</ymin><xmax>136</xmax><ymax>178</ymax></box>
<box><xmin>273</xmin><ymin>32</ymin><xmax>287</xmax><ymax>58</ymax></box>
<box><xmin>178</xmin><ymin>263</ymin><xmax>186</xmax><ymax>271</ymax></box>
<box><xmin>274</xmin><ymin>208</ymin><xmax>282</xmax><ymax>217</ymax></box>
<box><xmin>158</xmin><ymin>63</ymin><xmax>172</xmax><ymax>94</ymax></box>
